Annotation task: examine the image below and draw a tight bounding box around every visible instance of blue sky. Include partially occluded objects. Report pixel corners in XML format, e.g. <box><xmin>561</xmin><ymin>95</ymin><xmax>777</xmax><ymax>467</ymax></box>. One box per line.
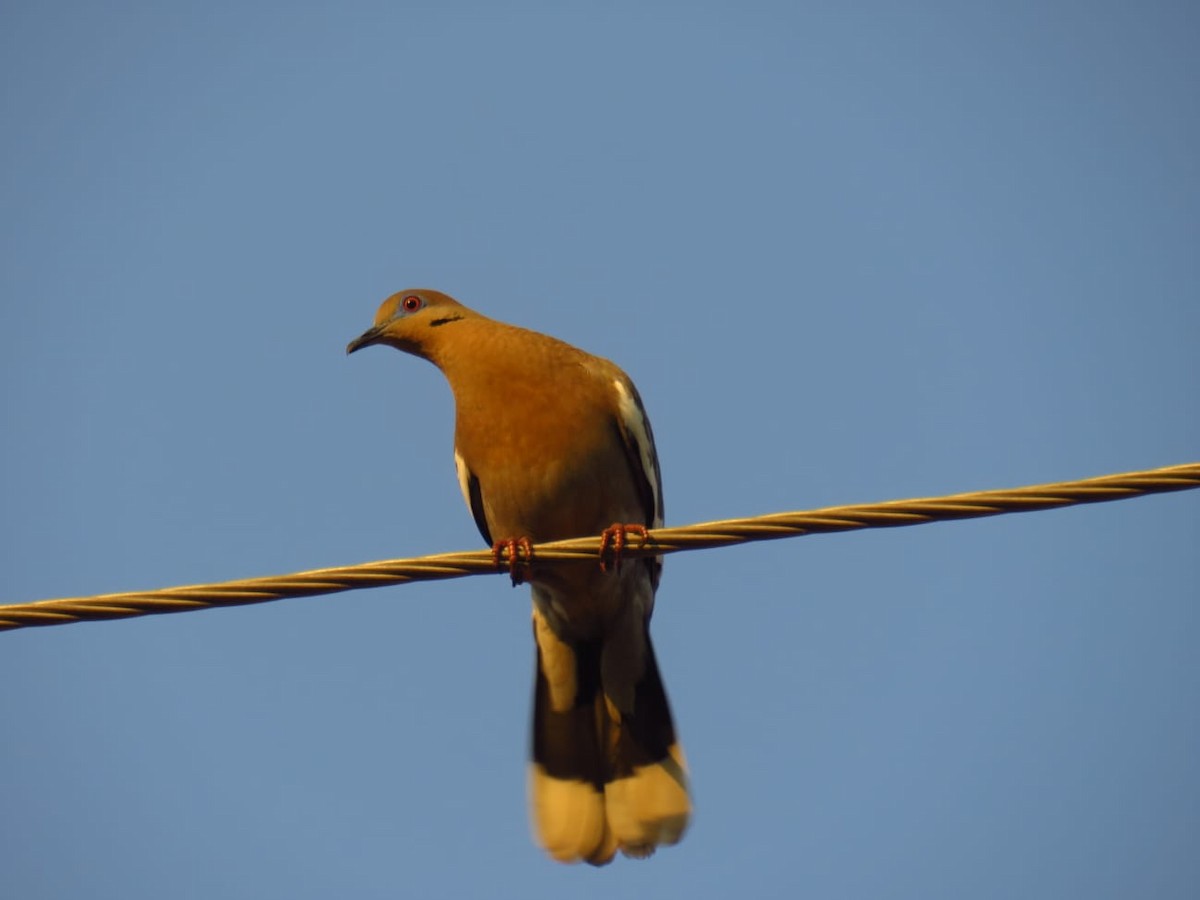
<box><xmin>3</xmin><ymin>2</ymin><xmax>1198</xmax><ymax>898</ymax></box>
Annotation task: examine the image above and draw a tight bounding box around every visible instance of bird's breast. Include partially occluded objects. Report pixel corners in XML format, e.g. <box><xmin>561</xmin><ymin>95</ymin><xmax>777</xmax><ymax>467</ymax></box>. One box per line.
<box><xmin>454</xmin><ymin>394</ymin><xmax>638</xmax><ymax>543</ymax></box>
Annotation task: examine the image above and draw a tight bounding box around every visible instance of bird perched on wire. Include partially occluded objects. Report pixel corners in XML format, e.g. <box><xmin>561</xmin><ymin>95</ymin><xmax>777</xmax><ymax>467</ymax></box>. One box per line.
<box><xmin>347</xmin><ymin>289</ymin><xmax>690</xmax><ymax>865</ymax></box>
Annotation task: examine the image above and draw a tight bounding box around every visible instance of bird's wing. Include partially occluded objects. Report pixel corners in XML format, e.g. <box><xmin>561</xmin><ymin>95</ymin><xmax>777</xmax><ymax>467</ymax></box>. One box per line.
<box><xmin>454</xmin><ymin>448</ymin><xmax>493</xmax><ymax>546</ymax></box>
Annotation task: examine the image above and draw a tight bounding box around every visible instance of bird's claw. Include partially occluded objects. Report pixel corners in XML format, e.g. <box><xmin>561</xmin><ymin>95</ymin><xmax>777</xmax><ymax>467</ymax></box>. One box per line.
<box><xmin>492</xmin><ymin>537</ymin><xmax>534</xmax><ymax>586</ymax></box>
<box><xmin>599</xmin><ymin>523</ymin><xmax>649</xmax><ymax>573</ymax></box>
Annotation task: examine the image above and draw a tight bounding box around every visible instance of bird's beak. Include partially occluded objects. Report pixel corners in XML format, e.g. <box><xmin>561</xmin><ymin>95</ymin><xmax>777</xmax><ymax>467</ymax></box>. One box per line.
<box><xmin>346</xmin><ymin>325</ymin><xmax>385</xmax><ymax>355</ymax></box>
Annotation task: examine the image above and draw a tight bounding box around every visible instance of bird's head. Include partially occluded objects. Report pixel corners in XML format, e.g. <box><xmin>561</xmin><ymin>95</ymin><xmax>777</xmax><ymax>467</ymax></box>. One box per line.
<box><xmin>346</xmin><ymin>289</ymin><xmax>470</xmax><ymax>358</ymax></box>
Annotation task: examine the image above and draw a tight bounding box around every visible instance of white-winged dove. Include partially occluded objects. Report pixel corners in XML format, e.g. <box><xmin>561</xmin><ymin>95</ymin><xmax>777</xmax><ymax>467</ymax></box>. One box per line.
<box><xmin>347</xmin><ymin>290</ymin><xmax>690</xmax><ymax>865</ymax></box>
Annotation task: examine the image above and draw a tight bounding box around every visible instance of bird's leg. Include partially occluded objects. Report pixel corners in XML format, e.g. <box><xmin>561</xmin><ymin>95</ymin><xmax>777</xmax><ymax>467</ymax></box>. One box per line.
<box><xmin>492</xmin><ymin>537</ymin><xmax>534</xmax><ymax>586</ymax></box>
<box><xmin>599</xmin><ymin>523</ymin><xmax>649</xmax><ymax>573</ymax></box>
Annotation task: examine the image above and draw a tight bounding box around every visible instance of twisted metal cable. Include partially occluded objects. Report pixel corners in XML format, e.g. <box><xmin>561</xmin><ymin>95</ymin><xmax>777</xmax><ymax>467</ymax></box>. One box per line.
<box><xmin>3</xmin><ymin>462</ymin><xmax>1197</xmax><ymax>633</ymax></box>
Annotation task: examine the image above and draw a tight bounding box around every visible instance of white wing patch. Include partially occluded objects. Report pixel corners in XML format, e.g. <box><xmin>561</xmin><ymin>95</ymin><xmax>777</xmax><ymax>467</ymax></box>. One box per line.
<box><xmin>453</xmin><ymin>448</ymin><xmax>472</xmax><ymax>515</ymax></box>
<box><xmin>612</xmin><ymin>378</ymin><xmax>663</xmax><ymax>528</ymax></box>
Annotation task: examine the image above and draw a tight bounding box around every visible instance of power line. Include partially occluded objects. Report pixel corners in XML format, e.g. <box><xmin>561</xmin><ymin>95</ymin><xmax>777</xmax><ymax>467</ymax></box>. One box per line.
<box><xmin>3</xmin><ymin>461</ymin><xmax>1197</xmax><ymax>633</ymax></box>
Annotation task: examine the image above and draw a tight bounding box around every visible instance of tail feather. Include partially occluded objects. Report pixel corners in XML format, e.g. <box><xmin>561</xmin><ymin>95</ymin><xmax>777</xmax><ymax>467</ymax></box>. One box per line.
<box><xmin>604</xmin><ymin>743</ymin><xmax>690</xmax><ymax>856</ymax></box>
<box><xmin>528</xmin><ymin>768</ymin><xmax>616</xmax><ymax>864</ymax></box>
<box><xmin>529</xmin><ymin>611</ymin><xmax>690</xmax><ymax>865</ymax></box>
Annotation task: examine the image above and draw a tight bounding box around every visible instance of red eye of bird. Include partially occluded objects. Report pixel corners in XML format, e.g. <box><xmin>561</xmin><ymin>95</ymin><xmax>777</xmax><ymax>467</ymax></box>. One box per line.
<box><xmin>402</xmin><ymin>295</ymin><xmax>423</xmax><ymax>313</ymax></box>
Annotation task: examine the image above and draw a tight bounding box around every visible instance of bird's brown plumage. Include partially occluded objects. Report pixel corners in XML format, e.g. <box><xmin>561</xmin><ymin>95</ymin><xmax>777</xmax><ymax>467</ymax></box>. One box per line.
<box><xmin>348</xmin><ymin>289</ymin><xmax>689</xmax><ymax>864</ymax></box>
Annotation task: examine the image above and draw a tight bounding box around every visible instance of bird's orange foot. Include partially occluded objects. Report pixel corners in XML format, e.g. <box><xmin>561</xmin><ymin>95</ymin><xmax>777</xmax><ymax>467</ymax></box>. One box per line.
<box><xmin>599</xmin><ymin>523</ymin><xmax>649</xmax><ymax>573</ymax></box>
<box><xmin>492</xmin><ymin>537</ymin><xmax>534</xmax><ymax>586</ymax></box>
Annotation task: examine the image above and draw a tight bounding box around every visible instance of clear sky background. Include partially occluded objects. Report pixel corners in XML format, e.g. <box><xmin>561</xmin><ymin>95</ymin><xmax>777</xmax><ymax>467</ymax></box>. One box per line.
<box><xmin>2</xmin><ymin>3</ymin><xmax>1198</xmax><ymax>898</ymax></box>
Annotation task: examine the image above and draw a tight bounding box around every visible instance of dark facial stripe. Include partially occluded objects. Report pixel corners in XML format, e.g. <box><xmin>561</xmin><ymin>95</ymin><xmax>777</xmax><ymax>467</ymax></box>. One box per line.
<box><xmin>430</xmin><ymin>314</ymin><xmax>465</xmax><ymax>327</ymax></box>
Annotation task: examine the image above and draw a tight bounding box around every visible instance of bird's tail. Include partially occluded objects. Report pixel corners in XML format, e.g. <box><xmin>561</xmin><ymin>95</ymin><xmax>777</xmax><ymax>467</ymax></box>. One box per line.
<box><xmin>528</xmin><ymin>608</ymin><xmax>690</xmax><ymax>865</ymax></box>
